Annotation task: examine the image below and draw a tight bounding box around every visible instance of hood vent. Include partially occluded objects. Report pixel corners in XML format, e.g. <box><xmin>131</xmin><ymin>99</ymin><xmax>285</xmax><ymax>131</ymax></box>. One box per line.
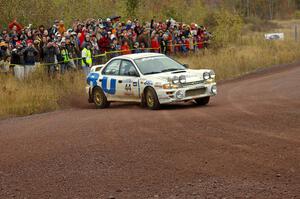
<box><xmin>172</xmin><ymin>70</ymin><xmax>187</xmax><ymax>74</ymax></box>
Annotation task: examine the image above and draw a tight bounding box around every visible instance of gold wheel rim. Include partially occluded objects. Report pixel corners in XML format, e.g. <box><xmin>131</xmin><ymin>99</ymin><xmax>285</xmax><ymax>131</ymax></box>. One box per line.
<box><xmin>146</xmin><ymin>93</ymin><xmax>154</xmax><ymax>107</ymax></box>
<box><xmin>94</xmin><ymin>92</ymin><xmax>103</xmax><ymax>105</ymax></box>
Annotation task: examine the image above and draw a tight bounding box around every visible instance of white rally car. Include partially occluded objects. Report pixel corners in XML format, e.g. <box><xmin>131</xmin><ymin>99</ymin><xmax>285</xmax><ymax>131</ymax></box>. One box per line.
<box><xmin>86</xmin><ymin>53</ymin><xmax>217</xmax><ymax>110</ymax></box>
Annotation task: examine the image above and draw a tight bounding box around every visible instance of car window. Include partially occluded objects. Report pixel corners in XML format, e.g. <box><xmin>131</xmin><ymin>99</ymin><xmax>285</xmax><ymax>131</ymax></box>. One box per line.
<box><xmin>134</xmin><ymin>56</ymin><xmax>186</xmax><ymax>75</ymax></box>
<box><xmin>120</xmin><ymin>60</ymin><xmax>139</xmax><ymax>76</ymax></box>
<box><xmin>102</xmin><ymin>60</ymin><xmax>121</xmax><ymax>75</ymax></box>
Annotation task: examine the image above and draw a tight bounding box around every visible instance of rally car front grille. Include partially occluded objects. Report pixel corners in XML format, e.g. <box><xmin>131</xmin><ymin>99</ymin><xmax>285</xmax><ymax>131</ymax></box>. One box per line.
<box><xmin>185</xmin><ymin>87</ymin><xmax>206</xmax><ymax>97</ymax></box>
<box><xmin>182</xmin><ymin>81</ymin><xmax>204</xmax><ymax>87</ymax></box>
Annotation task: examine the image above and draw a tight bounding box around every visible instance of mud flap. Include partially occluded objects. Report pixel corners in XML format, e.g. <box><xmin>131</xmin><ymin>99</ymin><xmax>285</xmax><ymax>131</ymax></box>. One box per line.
<box><xmin>88</xmin><ymin>87</ymin><xmax>93</xmax><ymax>103</ymax></box>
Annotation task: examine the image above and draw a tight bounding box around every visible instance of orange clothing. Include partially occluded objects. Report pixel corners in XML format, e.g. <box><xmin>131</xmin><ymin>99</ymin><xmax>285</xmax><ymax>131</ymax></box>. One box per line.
<box><xmin>185</xmin><ymin>40</ymin><xmax>190</xmax><ymax>50</ymax></box>
<box><xmin>121</xmin><ymin>44</ymin><xmax>131</xmax><ymax>55</ymax></box>
<box><xmin>58</xmin><ymin>24</ymin><xmax>66</xmax><ymax>35</ymax></box>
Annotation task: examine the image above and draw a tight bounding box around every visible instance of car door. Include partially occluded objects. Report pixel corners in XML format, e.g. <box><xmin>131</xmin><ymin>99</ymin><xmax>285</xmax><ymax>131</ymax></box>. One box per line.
<box><xmin>117</xmin><ymin>60</ymin><xmax>140</xmax><ymax>101</ymax></box>
<box><xmin>101</xmin><ymin>59</ymin><xmax>121</xmax><ymax>100</ymax></box>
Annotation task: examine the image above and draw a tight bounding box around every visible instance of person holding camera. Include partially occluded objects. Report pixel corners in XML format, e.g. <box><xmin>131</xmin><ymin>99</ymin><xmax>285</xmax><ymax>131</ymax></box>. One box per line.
<box><xmin>43</xmin><ymin>39</ymin><xmax>59</xmax><ymax>77</ymax></box>
<box><xmin>22</xmin><ymin>40</ymin><xmax>38</xmax><ymax>77</ymax></box>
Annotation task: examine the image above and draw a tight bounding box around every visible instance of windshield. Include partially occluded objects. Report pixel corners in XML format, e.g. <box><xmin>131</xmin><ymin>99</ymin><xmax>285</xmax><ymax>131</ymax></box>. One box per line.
<box><xmin>134</xmin><ymin>56</ymin><xmax>186</xmax><ymax>75</ymax></box>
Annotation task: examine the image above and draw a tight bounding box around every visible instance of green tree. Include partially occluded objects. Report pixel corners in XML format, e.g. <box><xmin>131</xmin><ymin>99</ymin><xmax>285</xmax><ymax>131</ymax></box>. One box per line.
<box><xmin>125</xmin><ymin>0</ymin><xmax>140</xmax><ymax>17</ymax></box>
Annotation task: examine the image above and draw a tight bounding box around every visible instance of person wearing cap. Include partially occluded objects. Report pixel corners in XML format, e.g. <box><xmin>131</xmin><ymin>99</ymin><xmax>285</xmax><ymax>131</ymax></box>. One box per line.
<box><xmin>49</xmin><ymin>20</ymin><xmax>59</xmax><ymax>35</ymax></box>
<box><xmin>109</xmin><ymin>38</ymin><xmax>121</xmax><ymax>58</ymax></box>
<box><xmin>59</xmin><ymin>38</ymin><xmax>71</xmax><ymax>74</ymax></box>
<box><xmin>70</xmin><ymin>33</ymin><xmax>81</xmax><ymax>67</ymax></box>
<box><xmin>65</xmin><ymin>36</ymin><xmax>78</xmax><ymax>70</ymax></box>
<box><xmin>43</xmin><ymin>39</ymin><xmax>59</xmax><ymax>77</ymax></box>
<box><xmin>11</xmin><ymin>42</ymin><xmax>25</xmax><ymax>80</ymax></box>
<box><xmin>132</xmin><ymin>42</ymin><xmax>141</xmax><ymax>54</ymax></box>
<box><xmin>81</xmin><ymin>42</ymin><xmax>92</xmax><ymax>76</ymax></box>
<box><xmin>22</xmin><ymin>40</ymin><xmax>39</xmax><ymax>77</ymax></box>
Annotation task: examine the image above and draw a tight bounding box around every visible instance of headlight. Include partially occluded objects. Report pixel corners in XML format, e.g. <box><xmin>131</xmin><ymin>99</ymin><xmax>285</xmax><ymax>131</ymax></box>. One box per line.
<box><xmin>163</xmin><ymin>83</ymin><xmax>179</xmax><ymax>89</ymax></box>
<box><xmin>210</xmin><ymin>70</ymin><xmax>216</xmax><ymax>79</ymax></box>
<box><xmin>203</xmin><ymin>72</ymin><xmax>210</xmax><ymax>80</ymax></box>
<box><xmin>179</xmin><ymin>75</ymin><xmax>186</xmax><ymax>84</ymax></box>
<box><xmin>211</xmin><ymin>85</ymin><xmax>217</xmax><ymax>94</ymax></box>
<box><xmin>172</xmin><ymin>76</ymin><xmax>179</xmax><ymax>84</ymax></box>
<box><xmin>175</xmin><ymin>90</ymin><xmax>184</xmax><ymax>99</ymax></box>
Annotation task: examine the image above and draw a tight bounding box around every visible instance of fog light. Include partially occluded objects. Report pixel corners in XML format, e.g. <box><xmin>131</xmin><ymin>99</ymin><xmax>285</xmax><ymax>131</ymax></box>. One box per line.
<box><xmin>211</xmin><ymin>85</ymin><xmax>217</xmax><ymax>95</ymax></box>
<box><xmin>175</xmin><ymin>90</ymin><xmax>184</xmax><ymax>99</ymax></box>
<box><xmin>203</xmin><ymin>72</ymin><xmax>210</xmax><ymax>80</ymax></box>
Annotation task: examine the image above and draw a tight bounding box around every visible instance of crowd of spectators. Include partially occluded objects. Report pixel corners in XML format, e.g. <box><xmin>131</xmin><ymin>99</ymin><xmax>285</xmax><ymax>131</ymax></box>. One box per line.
<box><xmin>0</xmin><ymin>17</ymin><xmax>211</xmax><ymax>78</ymax></box>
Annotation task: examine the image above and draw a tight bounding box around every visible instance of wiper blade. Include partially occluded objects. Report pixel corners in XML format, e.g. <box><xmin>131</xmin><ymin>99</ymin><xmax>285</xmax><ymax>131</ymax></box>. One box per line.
<box><xmin>144</xmin><ymin>71</ymin><xmax>160</xmax><ymax>75</ymax></box>
<box><xmin>161</xmin><ymin>68</ymin><xmax>180</xmax><ymax>72</ymax></box>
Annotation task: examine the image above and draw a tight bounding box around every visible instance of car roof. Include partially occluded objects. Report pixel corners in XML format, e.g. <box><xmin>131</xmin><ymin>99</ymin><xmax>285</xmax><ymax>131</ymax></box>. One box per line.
<box><xmin>114</xmin><ymin>53</ymin><xmax>165</xmax><ymax>60</ymax></box>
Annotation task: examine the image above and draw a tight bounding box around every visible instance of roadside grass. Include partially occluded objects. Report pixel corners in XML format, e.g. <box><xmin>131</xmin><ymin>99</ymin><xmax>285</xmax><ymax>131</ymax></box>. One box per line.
<box><xmin>178</xmin><ymin>20</ymin><xmax>300</xmax><ymax>80</ymax></box>
<box><xmin>1</xmin><ymin>20</ymin><xmax>300</xmax><ymax>118</ymax></box>
<box><xmin>0</xmin><ymin>68</ymin><xmax>85</xmax><ymax>118</ymax></box>
<box><xmin>178</xmin><ymin>37</ymin><xmax>300</xmax><ymax>80</ymax></box>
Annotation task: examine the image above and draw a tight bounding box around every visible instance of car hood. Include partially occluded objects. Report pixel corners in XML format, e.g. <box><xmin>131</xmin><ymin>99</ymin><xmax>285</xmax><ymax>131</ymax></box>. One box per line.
<box><xmin>144</xmin><ymin>69</ymin><xmax>211</xmax><ymax>83</ymax></box>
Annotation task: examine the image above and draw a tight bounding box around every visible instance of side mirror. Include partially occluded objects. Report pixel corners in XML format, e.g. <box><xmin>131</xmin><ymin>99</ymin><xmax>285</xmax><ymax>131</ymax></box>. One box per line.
<box><xmin>183</xmin><ymin>64</ymin><xmax>189</xmax><ymax>68</ymax></box>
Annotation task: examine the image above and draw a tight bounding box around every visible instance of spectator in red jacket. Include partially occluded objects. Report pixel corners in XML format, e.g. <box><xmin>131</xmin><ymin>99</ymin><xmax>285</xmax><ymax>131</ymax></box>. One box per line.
<box><xmin>121</xmin><ymin>41</ymin><xmax>131</xmax><ymax>55</ymax></box>
<box><xmin>98</xmin><ymin>33</ymin><xmax>110</xmax><ymax>54</ymax></box>
<box><xmin>151</xmin><ymin>34</ymin><xmax>160</xmax><ymax>52</ymax></box>
<box><xmin>8</xmin><ymin>19</ymin><xmax>23</xmax><ymax>33</ymax></box>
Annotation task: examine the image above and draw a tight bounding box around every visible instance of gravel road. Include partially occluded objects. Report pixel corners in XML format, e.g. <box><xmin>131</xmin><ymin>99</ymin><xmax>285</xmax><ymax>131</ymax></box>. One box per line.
<box><xmin>0</xmin><ymin>64</ymin><xmax>299</xmax><ymax>199</ymax></box>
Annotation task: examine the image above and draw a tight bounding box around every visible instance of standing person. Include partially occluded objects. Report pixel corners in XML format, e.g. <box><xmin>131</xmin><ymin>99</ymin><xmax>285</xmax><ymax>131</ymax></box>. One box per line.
<box><xmin>160</xmin><ymin>34</ymin><xmax>168</xmax><ymax>55</ymax></box>
<box><xmin>151</xmin><ymin>33</ymin><xmax>160</xmax><ymax>52</ymax></box>
<box><xmin>0</xmin><ymin>42</ymin><xmax>10</xmax><ymax>74</ymax></box>
<box><xmin>22</xmin><ymin>40</ymin><xmax>38</xmax><ymax>77</ymax></box>
<box><xmin>98</xmin><ymin>33</ymin><xmax>110</xmax><ymax>63</ymax></box>
<box><xmin>43</xmin><ymin>39</ymin><xmax>59</xmax><ymax>77</ymax></box>
<box><xmin>109</xmin><ymin>38</ymin><xmax>120</xmax><ymax>58</ymax></box>
<box><xmin>65</xmin><ymin>36</ymin><xmax>77</xmax><ymax>70</ymax></box>
<box><xmin>59</xmin><ymin>39</ymin><xmax>71</xmax><ymax>74</ymax></box>
<box><xmin>132</xmin><ymin>42</ymin><xmax>141</xmax><ymax>54</ymax></box>
<box><xmin>121</xmin><ymin>40</ymin><xmax>131</xmax><ymax>55</ymax></box>
<box><xmin>11</xmin><ymin>42</ymin><xmax>25</xmax><ymax>80</ymax></box>
<box><xmin>70</xmin><ymin>32</ymin><xmax>81</xmax><ymax>69</ymax></box>
<box><xmin>58</xmin><ymin>20</ymin><xmax>66</xmax><ymax>35</ymax></box>
<box><xmin>81</xmin><ymin>43</ymin><xmax>92</xmax><ymax>76</ymax></box>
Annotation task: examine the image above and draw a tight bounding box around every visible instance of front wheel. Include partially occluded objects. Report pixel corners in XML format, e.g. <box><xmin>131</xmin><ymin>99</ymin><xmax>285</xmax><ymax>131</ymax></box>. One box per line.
<box><xmin>194</xmin><ymin>96</ymin><xmax>210</xmax><ymax>106</ymax></box>
<box><xmin>145</xmin><ymin>87</ymin><xmax>160</xmax><ymax>110</ymax></box>
<box><xmin>92</xmin><ymin>87</ymin><xmax>110</xmax><ymax>109</ymax></box>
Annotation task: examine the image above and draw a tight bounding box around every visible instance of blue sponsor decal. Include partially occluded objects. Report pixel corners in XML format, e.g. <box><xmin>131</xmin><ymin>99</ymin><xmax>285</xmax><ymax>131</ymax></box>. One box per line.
<box><xmin>101</xmin><ymin>77</ymin><xmax>116</xmax><ymax>95</ymax></box>
<box><xmin>144</xmin><ymin>80</ymin><xmax>153</xmax><ymax>86</ymax></box>
<box><xmin>86</xmin><ymin>73</ymin><xmax>99</xmax><ymax>87</ymax></box>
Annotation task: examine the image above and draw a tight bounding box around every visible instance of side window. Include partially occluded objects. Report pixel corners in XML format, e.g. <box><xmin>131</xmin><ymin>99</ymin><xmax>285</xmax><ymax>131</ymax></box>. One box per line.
<box><xmin>120</xmin><ymin>60</ymin><xmax>139</xmax><ymax>77</ymax></box>
<box><xmin>102</xmin><ymin>60</ymin><xmax>121</xmax><ymax>75</ymax></box>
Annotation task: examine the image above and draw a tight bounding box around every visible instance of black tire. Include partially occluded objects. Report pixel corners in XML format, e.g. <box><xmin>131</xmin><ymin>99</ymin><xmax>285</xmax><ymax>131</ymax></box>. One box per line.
<box><xmin>145</xmin><ymin>87</ymin><xmax>160</xmax><ymax>110</ymax></box>
<box><xmin>194</xmin><ymin>96</ymin><xmax>210</xmax><ymax>106</ymax></box>
<box><xmin>92</xmin><ymin>87</ymin><xmax>110</xmax><ymax>109</ymax></box>
<box><xmin>140</xmin><ymin>93</ymin><xmax>147</xmax><ymax>108</ymax></box>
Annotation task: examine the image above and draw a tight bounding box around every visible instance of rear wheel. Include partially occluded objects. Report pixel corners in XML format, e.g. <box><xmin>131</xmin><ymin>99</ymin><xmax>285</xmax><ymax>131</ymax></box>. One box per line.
<box><xmin>93</xmin><ymin>87</ymin><xmax>110</xmax><ymax>109</ymax></box>
<box><xmin>145</xmin><ymin>87</ymin><xmax>160</xmax><ymax>110</ymax></box>
<box><xmin>194</xmin><ymin>96</ymin><xmax>210</xmax><ymax>106</ymax></box>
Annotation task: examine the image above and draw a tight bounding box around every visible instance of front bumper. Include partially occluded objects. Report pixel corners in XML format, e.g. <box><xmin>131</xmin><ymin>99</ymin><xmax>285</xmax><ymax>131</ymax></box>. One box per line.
<box><xmin>156</xmin><ymin>82</ymin><xmax>217</xmax><ymax>104</ymax></box>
